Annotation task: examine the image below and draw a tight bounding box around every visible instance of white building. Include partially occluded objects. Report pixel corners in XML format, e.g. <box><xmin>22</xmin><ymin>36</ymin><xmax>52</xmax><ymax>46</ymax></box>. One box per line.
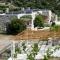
<box><xmin>17</xmin><ymin>9</ymin><xmax>57</xmax><ymax>30</ymax></box>
<box><xmin>0</xmin><ymin>9</ymin><xmax>58</xmax><ymax>32</ymax></box>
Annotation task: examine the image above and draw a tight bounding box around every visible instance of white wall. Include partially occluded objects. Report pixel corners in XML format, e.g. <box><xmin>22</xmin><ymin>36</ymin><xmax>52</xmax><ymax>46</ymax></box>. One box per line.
<box><xmin>17</xmin><ymin>10</ymin><xmax>53</xmax><ymax>30</ymax></box>
<box><xmin>48</xmin><ymin>10</ymin><xmax>52</xmax><ymax>24</ymax></box>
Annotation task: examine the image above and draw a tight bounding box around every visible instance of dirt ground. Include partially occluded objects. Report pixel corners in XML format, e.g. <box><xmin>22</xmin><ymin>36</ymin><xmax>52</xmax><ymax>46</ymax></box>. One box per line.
<box><xmin>0</xmin><ymin>34</ymin><xmax>13</xmax><ymax>41</ymax></box>
<box><xmin>12</xmin><ymin>29</ymin><xmax>60</xmax><ymax>41</ymax></box>
<box><xmin>0</xmin><ymin>29</ymin><xmax>60</xmax><ymax>41</ymax></box>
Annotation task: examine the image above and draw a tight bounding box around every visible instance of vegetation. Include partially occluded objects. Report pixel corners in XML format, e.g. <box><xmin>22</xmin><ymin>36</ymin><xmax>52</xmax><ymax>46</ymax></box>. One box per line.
<box><xmin>27</xmin><ymin>54</ymin><xmax>34</xmax><ymax>60</ymax></box>
<box><xmin>13</xmin><ymin>41</ymin><xmax>60</xmax><ymax>60</ymax></box>
<box><xmin>0</xmin><ymin>5</ymin><xmax>8</xmax><ymax>12</ymax></box>
<box><xmin>32</xmin><ymin>43</ymin><xmax>39</xmax><ymax>57</ymax></box>
<box><xmin>1</xmin><ymin>0</ymin><xmax>60</xmax><ymax>16</ymax></box>
<box><xmin>44</xmin><ymin>55</ymin><xmax>48</xmax><ymax>60</ymax></box>
<box><xmin>44</xmin><ymin>45</ymin><xmax>60</xmax><ymax>60</ymax></box>
<box><xmin>43</xmin><ymin>48</ymin><xmax>53</xmax><ymax>60</ymax></box>
<box><xmin>50</xmin><ymin>25</ymin><xmax>60</xmax><ymax>32</ymax></box>
<box><xmin>34</xmin><ymin>15</ymin><xmax>44</xmax><ymax>28</ymax></box>
<box><xmin>20</xmin><ymin>15</ymin><xmax>32</xmax><ymax>19</ymax></box>
<box><xmin>15</xmin><ymin>47</ymin><xmax>21</xmax><ymax>53</ymax></box>
<box><xmin>22</xmin><ymin>42</ymin><xmax>26</xmax><ymax>51</ymax></box>
<box><xmin>51</xmin><ymin>22</ymin><xmax>55</xmax><ymax>27</ymax></box>
<box><xmin>27</xmin><ymin>43</ymin><xmax>39</xmax><ymax>60</ymax></box>
<box><xmin>14</xmin><ymin>47</ymin><xmax>21</xmax><ymax>58</ymax></box>
<box><xmin>6</xmin><ymin>18</ymin><xmax>26</xmax><ymax>35</ymax></box>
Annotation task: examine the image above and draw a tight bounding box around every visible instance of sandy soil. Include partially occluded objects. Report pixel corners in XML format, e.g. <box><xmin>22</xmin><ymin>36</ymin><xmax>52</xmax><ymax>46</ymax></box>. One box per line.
<box><xmin>12</xmin><ymin>29</ymin><xmax>60</xmax><ymax>41</ymax></box>
<box><xmin>0</xmin><ymin>34</ymin><xmax>13</xmax><ymax>41</ymax></box>
<box><xmin>0</xmin><ymin>29</ymin><xmax>60</xmax><ymax>41</ymax></box>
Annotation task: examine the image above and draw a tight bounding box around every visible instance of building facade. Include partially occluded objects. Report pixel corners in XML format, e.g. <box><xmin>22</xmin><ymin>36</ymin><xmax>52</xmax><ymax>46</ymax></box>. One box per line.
<box><xmin>0</xmin><ymin>9</ymin><xmax>57</xmax><ymax>32</ymax></box>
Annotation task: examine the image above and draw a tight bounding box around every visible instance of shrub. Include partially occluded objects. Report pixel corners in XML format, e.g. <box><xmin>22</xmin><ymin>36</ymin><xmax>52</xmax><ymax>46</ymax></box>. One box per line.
<box><xmin>27</xmin><ymin>54</ymin><xmax>34</xmax><ymax>60</ymax></box>
<box><xmin>32</xmin><ymin>43</ymin><xmax>39</xmax><ymax>57</ymax></box>
<box><xmin>43</xmin><ymin>55</ymin><xmax>48</xmax><ymax>60</ymax></box>
<box><xmin>34</xmin><ymin>15</ymin><xmax>44</xmax><ymax>28</ymax></box>
<box><xmin>6</xmin><ymin>18</ymin><xmax>26</xmax><ymax>35</ymax></box>
<box><xmin>15</xmin><ymin>47</ymin><xmax>21</xmax><ymax>53</ymax></box>
<box><xmin>50</xmin><ymin>25</ymin><xmax>60</xmax><ymax>32</ymax></box>
<box><xmin>51</xmin><ymin>22</ymin><xmax>55</xmax><ymax>27</ymax></box>
<box><xmin>22</xmin><ymin>42</ymin><xmax>26</xmax><ymax>51</ymax></box>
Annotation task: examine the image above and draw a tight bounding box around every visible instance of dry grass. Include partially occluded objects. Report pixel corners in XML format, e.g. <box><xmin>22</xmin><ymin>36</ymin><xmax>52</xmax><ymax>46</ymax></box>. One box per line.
<box><xmin>13</xmin><ymin>29</ymin><xmax>60</xmax><ymax>41</ymax></box>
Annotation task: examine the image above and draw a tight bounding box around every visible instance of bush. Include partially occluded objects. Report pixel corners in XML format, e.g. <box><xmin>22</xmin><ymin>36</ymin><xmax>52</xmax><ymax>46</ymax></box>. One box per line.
<box><xmin>34</xmin><ymin>15</ymin><xmax>44</xmax><ymax>28</ymax></box>
<box><xmin>50</xmin><ymin>25</ymin><xmax>60</xmax><ymax>32</ymax></box>
<box><xmin>51</xmin><ymin>22</ymin><xmax>55</xmax><ymax>27</ymax></box>
<box><xmin>15</xmin><ymin>47</ymin><xmax>21</xmax><ymax>53</ymax></box>
<box><xmin>43</xmin><ymin>55</ymin><xmax>48</xmax><ymax>60</ymax></box>
<box><xmin>22</xmin><ymin>42</ymin><xmax>26</xmax><ymax>51</ymax></box>
<box><xmin>32</xmin><ymin>43</ymin><xmax>39</xmax><ymax>57</ymax></box>
<box><xmin>27</xmin><ymin>54</ymin><xmax>34</xmax><ymax>60</ymax></box>
<box><xmin>6</xmin><ymin>18</ymin><xmax>26</xmax><ymax>35</ymax></box>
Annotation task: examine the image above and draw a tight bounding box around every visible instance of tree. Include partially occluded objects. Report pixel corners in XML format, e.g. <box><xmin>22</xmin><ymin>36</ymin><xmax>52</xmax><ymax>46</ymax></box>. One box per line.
<box><xmin>6</xmin><ymin>18</ymin><xmax>26</xmax><ymax>35</ymax></box>
<box><xmin>34</xmin><ymin>15</ymin><xmax>44</xmax><ymax>28</ymax></box>
<box><xmin>1</xmin><ymin>0</ymin><xmax>60</xmax><ymax>15</ymax></box>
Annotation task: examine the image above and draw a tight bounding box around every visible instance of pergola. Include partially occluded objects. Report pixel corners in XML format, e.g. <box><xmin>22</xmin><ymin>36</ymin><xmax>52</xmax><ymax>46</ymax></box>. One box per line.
<box><xmin>17</xmin><ymin>10</ymin><xmax>52</xmax><ymax>30</ymax></box>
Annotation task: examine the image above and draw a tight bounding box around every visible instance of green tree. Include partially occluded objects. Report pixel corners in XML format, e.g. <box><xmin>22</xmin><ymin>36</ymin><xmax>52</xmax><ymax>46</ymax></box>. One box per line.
<box><xmin>6</xmin><ymin>18</ymin><xmax>26</xmax><ymax>35</ymax></box>
<box><xmin>34</xmin><ymin>15</ymin><xmax>44</xmax><ymax>28</ymax></box>
<box><xmin>2</xmin><ymin>0</ymin><xmax>60</xmax><ymax>15</ymax></box>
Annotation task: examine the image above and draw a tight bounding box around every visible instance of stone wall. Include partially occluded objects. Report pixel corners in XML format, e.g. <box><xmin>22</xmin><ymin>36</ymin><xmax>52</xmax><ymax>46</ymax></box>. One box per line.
<box><xmin>0</xmin><ymin>14</ymin><xmax>17</xmax><ymax>33</ymax></box>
